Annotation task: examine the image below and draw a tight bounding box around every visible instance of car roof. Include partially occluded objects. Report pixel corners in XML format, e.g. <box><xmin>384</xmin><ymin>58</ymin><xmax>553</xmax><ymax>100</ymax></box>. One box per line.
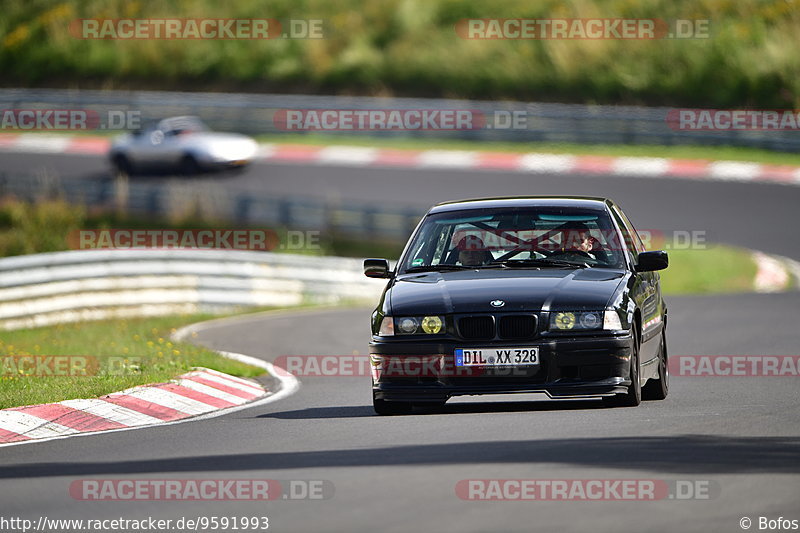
<box><xmin>428</xmin><ymin>196</ymin><xmax>612</xmax><ymax>214</ymax></box>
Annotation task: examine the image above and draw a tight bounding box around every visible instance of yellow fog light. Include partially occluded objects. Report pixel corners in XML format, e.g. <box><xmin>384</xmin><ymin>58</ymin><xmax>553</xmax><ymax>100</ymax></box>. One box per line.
<box><xmin>421</xmin><ymin>316</ymin><xmax>444</xmax><ymax>334</ymax></box>
<box><xmin>553</xmin><ymin>312</ymin><xmax>576</xmax><ymax>330</ymax></box>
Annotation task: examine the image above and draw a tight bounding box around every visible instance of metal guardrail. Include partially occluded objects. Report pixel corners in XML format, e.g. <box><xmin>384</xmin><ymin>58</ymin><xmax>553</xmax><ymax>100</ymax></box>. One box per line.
<box><xmin>1</xmin><ymin>88</ymin><xmax>796</xmax><ymax>152</ymax></box>
<box><xmin>0</xmin><ymin>172</ymin><xmax>424</xmax><ymax>240</ymax></box>
<box><xmin>0</xmin><ymin>249</ymin><xmax>386</xmax><ymax>330</ymax></box>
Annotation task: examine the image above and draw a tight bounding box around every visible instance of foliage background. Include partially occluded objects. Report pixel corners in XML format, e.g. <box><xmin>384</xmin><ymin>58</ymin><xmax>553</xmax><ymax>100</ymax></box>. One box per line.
<box><xmin>1</xmin><ymin>0</ymin><xmax>797</xmax><ymax>107</ymax></box>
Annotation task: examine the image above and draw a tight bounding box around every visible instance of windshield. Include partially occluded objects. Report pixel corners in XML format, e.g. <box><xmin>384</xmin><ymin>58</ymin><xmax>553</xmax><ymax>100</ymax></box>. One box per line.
<box><xmin>399</xmin><ymin>206</ymin><xmax>626</xmax><ymax>272</ymax></box>
<box><xmin>156</xmin><ymin>116</ymin><xmax>209</xmax><ymax>135</ymax></box>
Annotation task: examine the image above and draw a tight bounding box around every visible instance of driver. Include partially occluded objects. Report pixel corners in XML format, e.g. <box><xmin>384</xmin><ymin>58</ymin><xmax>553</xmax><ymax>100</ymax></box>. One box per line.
<box><xmin>564</xmin><ymin>223</ymin><xmax>601</xmax><ymax>256</ymax></box>
<box><xmin>456</xmin><ymin>235</ymin><xmax>492</xmax><ymax>266</ymax></box>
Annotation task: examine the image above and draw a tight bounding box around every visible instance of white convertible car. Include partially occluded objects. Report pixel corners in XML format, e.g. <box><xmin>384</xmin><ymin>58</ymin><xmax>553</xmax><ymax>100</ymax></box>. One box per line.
<box><xmin>109</xmin><ymin>116</ymin><xmax>258</xmax><ymax>175</ymax></box>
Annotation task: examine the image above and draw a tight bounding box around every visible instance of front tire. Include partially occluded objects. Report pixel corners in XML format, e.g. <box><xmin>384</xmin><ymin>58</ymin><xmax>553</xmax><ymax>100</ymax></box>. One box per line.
<box><xmin>604</xmin><ymin>324</ymin><xmax>642</xmax><ymax>408</ymax></box>
<box><xmin>179</xmin><ymin>154</ymin><xmax>201</xmax><ymax>176</ymax></box>
<box><xmin>111</xmin><ymin>154</ymin><xmax>133</xmax><ymax>176</ymax></box>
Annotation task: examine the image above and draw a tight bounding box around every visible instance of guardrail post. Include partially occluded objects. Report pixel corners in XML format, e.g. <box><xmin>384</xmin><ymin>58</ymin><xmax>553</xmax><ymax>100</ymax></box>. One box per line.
<box><xmin>114</xmin><ymin>173</ymin><xmax>129</xmax><ymax>214</ymax></box>
<box><xmin>145</xmin><ymin>187</ymin><xmax>161</xmax><ymax>215</ymax></box>
<box><xmin>278</xmin><ymin>199</ymin><xmax>292</xmax><ymax>226</ymax></box>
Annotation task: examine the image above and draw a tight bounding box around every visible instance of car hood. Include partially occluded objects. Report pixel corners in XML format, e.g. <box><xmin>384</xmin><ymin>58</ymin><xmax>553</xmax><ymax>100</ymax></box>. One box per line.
<box><xmin>388</xmin><ymin>268</ymin><xmax>626</xmax><ymax>315</ymax></box>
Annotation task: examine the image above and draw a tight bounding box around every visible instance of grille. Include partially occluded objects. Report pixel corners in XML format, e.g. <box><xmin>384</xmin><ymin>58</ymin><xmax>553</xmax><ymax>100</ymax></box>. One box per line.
<box><xmin>458</xmin><ymin>316</ymin><xmax>494</xmax><ymax>340</ymax></box>
<box><xmin>498</xmin><ymin>315</ymin><xmax>537</xmax><ymax>339</ymax></box>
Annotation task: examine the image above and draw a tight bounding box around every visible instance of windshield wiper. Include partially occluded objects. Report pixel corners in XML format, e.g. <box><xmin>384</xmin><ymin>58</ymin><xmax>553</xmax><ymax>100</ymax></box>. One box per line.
<box><xmin>403</xmin><ymin>264</ymin><xmax>473</xmax><ymax>273</ymax></box>
<box><xmin>495</xmin><ymin>258</ymin><xmax>590</xmax><ymax>269</ymax></box>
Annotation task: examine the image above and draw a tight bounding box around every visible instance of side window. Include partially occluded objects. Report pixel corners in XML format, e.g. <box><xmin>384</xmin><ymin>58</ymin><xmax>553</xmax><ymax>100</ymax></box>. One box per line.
<box><xmin>615</xmin><ymin>207</ymin><xmax>646</xmax><ymax>253</ymax></box>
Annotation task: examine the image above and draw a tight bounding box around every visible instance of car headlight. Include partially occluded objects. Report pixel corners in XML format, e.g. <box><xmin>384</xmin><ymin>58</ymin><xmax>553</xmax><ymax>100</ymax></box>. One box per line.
<box><xmin>397</xmin><ymin>317</ymin><xmax>419</xmax><ymax>334</ymax></box>
<box><xmin>602</xmin><ymin>309</ymin><xmax>623</xmax><ymax>330</ymax></box>
<box><xmin>379</xmin><ymin>316</ymin><xmax>445</xmax><ymax>336</ymax></box>
<box><xmin>378</xmin><ymin>316</ymin><xmax>394</xmax><ymax>336</ymax></box>
<box><xmin>550</xmin><ymin>311</ymin><xmax>610</xmax><ymax>331</ymax></box>
<box><xmin>420</xmin><ymin>315</ymin><xmax>444</xmax><ymax>334</ymax></box>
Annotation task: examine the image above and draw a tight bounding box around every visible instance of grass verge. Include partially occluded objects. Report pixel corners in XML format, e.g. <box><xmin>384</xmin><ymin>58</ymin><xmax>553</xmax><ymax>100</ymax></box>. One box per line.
<box><xmin>0</xmin><ymin>313</ymin><xmax>268</xmax><ymax>410</ymax></box>
<box><xmin>659</xmin><ymin>245</ymin><xmax>758</xmax><ymax>295</ymax></box>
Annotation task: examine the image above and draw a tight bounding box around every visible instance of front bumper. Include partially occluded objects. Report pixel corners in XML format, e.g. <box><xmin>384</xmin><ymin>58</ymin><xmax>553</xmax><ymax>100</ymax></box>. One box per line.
<box><xmin>370</xmin><ymin>333</ymin><xmax>633</xmax><ymax>402</ymax></box>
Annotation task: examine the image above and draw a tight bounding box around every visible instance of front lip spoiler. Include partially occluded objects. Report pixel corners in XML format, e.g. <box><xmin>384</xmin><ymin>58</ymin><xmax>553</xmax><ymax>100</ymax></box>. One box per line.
<box><xmin>374</xmin><ymin>378</ymin><xmax>630</xmax><ymax>402</ymax></box>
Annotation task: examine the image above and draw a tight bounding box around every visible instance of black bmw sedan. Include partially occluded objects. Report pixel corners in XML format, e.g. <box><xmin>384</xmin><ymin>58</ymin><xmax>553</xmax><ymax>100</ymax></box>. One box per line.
<box><xmin>364</xmin><ymin>196</ymin><xmax>669</xmax><ymax>415</ymax></box>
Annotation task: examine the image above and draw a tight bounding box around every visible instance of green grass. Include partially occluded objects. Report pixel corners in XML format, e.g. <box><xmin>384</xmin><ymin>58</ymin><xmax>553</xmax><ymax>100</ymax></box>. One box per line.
<box><xmin>659</xmin><ymin>245</ymin><xmax>758</xmax><ymax>295</ymax></box>
<box><xmin>256</xmin><ymin>133</ymin><xmax>800</xmax><ymax>166</ymax></box>
<box><xmin>0</xmin><ymin>314</ymin><xmax>267</xmax><ymax>409</ymax></box>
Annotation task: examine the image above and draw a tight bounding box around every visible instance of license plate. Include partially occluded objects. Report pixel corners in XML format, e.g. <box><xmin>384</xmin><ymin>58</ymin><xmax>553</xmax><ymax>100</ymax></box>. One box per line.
<box><xmin>455</xmin><ymin>347</ymin><xmax>539</xmax><ymax>367</ymax></box>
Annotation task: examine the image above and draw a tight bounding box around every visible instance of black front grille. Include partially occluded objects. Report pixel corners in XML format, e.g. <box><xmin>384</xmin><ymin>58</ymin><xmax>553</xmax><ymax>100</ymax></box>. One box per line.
<box><xmin>458</xmin><ymin>316</ymin><xmax>494</xmax><ymax>340</ymax></box>
<box><xmin>498</xmin><ymin>315</ymin><xmax>537</xmax><ymax>339</ymax></box>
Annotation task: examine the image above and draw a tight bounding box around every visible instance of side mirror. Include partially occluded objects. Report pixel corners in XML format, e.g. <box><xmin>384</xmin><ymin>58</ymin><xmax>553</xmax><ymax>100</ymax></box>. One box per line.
<box><xmin>364</xmin><ymin>258</ymin><xmax>392</xmax><ymax>279</ymax></box>
<box><xmin>636</xmin><ymin>251</ymin><xmax>668</xmax><ymax>272</ymax></box>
